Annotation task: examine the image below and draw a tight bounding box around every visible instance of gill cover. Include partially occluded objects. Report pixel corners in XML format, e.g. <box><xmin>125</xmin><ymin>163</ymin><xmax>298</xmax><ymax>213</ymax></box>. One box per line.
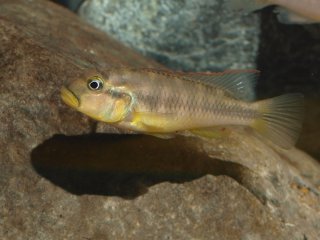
<box><xmin>80</xmin><ymin>75</ymin><xmax>134</xmax><ymax>123</ymax></box>
<box><xmin>107</xmin><ymin>88</ymin><xmax>133</xmax><ymax>122</ymax></box>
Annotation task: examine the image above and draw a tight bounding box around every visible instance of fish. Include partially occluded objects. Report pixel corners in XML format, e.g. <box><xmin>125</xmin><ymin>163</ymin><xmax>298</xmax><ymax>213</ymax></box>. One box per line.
<box><xmin>60</xmin><ymin>68</ymin><xmax>304</xmax><ymax>149</ymax></box>
<box><xmin>226</xmin><ymin>0</ymin><xmax>320</xmax><ymax>24</ymax></box>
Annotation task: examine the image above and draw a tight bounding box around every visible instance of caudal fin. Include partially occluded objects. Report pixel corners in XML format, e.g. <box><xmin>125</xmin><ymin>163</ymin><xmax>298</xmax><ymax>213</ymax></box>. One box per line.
<box><xmin>225</xmin><ymin>0</ymin><xmax>271</xmax><ymax>13</ymax></box>
<box><xmin>252</xmin><ymin>93</ymin><xmax>304</xmax><ymax>149</ymax></box>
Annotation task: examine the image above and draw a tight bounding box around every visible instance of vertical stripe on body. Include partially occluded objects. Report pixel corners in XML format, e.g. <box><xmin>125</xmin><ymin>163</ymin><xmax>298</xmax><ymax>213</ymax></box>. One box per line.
<box><xmin>133</xmin><ymin>72</ymin><xmax>257</xmax><ymax>128</ymax></box>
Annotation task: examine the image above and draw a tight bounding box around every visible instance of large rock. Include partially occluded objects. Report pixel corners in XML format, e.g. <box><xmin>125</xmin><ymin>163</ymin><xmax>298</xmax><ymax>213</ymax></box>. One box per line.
<box><xmin>0</xmin><ymin>0</ymin><xmax>319</xmax><ymax>239</ymax></box>
<box><xmin>78</xmin><ymin>0</ymin><xmax>259</xmax><ymax>71</ymax></box>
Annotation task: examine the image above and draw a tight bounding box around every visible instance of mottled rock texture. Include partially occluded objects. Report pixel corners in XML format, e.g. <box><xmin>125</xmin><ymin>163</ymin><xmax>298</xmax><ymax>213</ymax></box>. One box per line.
<box><xmin>78</xmin><ymin>0</ymin><xmax>259</xmax><ymax>71</ymax></box>
<box><xmin>0</xmin><ymin>0</ymin><xmax>320</xmax><ymax>240</ymax></box>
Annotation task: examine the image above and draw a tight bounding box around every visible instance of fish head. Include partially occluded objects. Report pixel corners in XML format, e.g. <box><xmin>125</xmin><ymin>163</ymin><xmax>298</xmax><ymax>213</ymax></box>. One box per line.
<box><xmin>61</xmin><ymin>72</ymin><xmax>132</xmax><ymax>123</ymax></box>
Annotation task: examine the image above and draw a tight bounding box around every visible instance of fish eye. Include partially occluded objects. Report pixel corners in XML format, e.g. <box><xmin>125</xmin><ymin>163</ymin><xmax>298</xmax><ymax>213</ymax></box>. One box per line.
<box><xmin>87</xmin><ymin>77</ymin><xmax>103</xmax><ymax>91</ymax></box>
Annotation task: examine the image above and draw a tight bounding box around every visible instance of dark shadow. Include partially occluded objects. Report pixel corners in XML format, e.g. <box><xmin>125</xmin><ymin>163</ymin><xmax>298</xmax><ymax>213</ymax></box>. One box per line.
<box><xmin>256</xmin><ymin>8</ymin><xmax>320</xmax><ymax>98</ymax></box>
<box><xmin>51</xmin><ymin>0</ymin><xmax>85</xmax><ymax>11</ymax></box>
<box><xmin>31</xmin><ymin>134</ymin><xmax>248</xmax><ymax>199</ymax></box>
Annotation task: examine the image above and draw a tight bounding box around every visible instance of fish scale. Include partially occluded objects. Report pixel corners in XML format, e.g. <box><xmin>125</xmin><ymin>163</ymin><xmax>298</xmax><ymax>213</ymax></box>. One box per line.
<box><xmin>61</xmin><ymin>67</ymin><xmax>304</xmax><ymax>149</ymax></box>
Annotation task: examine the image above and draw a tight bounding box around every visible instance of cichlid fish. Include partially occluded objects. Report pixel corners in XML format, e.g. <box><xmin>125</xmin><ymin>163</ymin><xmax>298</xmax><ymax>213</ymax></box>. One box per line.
<box><xmin>227</xmin><ymin>0</ymin><xmax>320</xmax><ymax>24</ymax></box>
<box><xmin>61</xmin><ymin>68</ymin><xmax>303</xmax><ymax>149</ymax></box>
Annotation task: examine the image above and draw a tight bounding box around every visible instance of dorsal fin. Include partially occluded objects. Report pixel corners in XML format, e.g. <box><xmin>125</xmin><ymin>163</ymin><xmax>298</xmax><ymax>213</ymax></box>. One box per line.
<box><xmin>184</xmin><ymin>70</ymin><xmax>259</xmax><ymax>101</ymax></box>
<box><xmin>135</xmin><ymin>68</ymin><xmax>259</xmax><ymax>101</ymax></box>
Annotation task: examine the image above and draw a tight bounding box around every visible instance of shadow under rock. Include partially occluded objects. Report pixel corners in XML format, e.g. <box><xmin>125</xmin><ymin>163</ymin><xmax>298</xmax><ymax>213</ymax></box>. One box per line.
<box><xmin>31</xmin><ymin>134</ymin><xmax>248</xmax><ymax>199</ymax></box>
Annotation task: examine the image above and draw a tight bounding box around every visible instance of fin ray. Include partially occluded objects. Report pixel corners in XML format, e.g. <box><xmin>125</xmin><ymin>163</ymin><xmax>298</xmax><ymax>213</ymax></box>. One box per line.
<box><xmin>185</xmin><ymin>70</ymin><xmax>259</xmax><ymax>101</ymax></box>
<box><xmin>138</xmin><ymin>68</ymin><xmax>258</xmax><ymax>101</ymax></box>
<box><xmin>252</xmin><ymin>93</ymin><xmax>304</xmax><ymax>149</ymax></box>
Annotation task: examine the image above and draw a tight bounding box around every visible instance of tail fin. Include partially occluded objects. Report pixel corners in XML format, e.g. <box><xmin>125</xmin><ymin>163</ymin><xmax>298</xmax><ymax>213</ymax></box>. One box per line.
<box><xmin>252</xmin><ymin>93</ymin><xmax>304</xmax><ymax>149</ymax></box>
<box><xmin>225</xmin><ymin>0</ymin><xmax>271</xmax><ymax>13</ymax></box>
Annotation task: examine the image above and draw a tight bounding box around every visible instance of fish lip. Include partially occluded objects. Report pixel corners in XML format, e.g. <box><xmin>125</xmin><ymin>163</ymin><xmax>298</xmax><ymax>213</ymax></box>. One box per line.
<box><xmin>60</xmin><ymin>86</ymin><xmax>80</xmax><ymax>108</ymax></box>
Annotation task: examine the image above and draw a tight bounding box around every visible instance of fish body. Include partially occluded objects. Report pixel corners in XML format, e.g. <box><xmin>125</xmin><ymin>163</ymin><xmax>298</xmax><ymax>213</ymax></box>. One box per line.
<box><xmin>61</xmin><ymin>68</ymin><xmax>303</xmax><ymax>149</ymax></box>
<box><xmin>112</xmin><ymin>69</ymin><xmax>256</xmax><ymax>132</ymax></box>
<box><xmin>227</xmin><ymin>0</ymin><xmax>320</xmax><ymax>24</ymax></box>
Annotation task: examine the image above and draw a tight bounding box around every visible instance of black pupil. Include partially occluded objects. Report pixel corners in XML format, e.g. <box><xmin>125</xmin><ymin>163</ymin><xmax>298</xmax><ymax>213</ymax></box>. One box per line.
<box><xmin>90</xmin><ymin>80</ymin><xmax>100</xmax><ymax>90</ymax></box>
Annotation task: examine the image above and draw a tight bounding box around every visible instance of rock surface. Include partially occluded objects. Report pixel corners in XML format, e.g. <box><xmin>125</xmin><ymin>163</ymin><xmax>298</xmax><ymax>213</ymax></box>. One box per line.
<box><xmin>0</xmin><ymin>1</ymin><xmax>320</xmax><ymax>240</ymax></box>
<box><xmin>78</xmin><ymin>0</ymin><xmax>260</xmax><ymax>71</ymax></box>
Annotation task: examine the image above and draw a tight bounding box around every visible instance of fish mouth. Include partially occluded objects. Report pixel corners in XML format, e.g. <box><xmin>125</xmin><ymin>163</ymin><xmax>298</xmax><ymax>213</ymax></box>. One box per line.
<box><xmin>60</xmin><ymin>86</ymin><xmax>80</xmax><ymax>108</ymax></box>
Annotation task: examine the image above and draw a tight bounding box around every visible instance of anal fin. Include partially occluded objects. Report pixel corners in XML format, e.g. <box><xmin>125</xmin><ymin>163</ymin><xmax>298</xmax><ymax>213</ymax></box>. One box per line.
<box><xmin>190</xmin><ymin>127</ymin><xmax>231</xmax><ymax>139</ymax></box>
